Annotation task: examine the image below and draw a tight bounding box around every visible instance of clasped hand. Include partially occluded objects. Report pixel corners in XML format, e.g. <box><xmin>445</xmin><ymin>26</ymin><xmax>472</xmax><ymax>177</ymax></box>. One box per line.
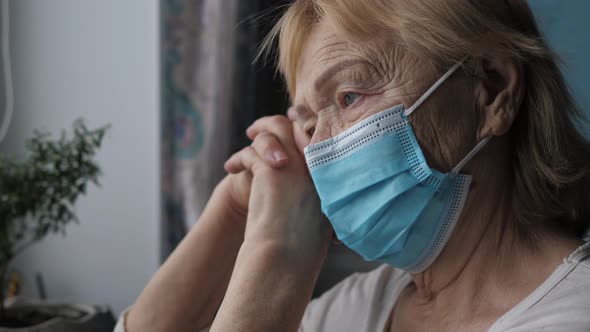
<box><xmin>224</xmin><ymin>115</ymin><xmax>333</xmax><ymax>260</ymax></box>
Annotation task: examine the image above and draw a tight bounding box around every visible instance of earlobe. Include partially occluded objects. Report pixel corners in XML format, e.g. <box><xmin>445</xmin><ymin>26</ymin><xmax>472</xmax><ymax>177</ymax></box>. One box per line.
<box><xmin>472</xmin><ymin>57</ymin><xmax>524</xmax><ymax>139</ymax></box>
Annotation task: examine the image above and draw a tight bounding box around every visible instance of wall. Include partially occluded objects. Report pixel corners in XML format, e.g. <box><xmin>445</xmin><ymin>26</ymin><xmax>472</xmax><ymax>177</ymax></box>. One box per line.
<box><xmin>0</xmin><ymin>0</ymin><xmax>160</xmax><ymax>315</ymax></box>
<box><xmin>529</xmin><ymin>0</ymin><xmax>590</xmax><ymax>134</ymax></box>
<box><xmin>0</xmin><ymin>2</ymin><xmax>5</xmax><ymax>123</ymax></box>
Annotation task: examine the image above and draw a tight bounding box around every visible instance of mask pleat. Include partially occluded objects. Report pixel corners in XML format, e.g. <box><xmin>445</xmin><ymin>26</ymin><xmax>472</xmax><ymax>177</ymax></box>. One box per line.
<box><xmin>345</xmin><ymin>183</ymin><xmax>437</xmax><ymax>260</ymax></box>
<box><xmin>327</xmin><ymin>171</ymin><xmax>424</xmax><ymax>241</ymax></box>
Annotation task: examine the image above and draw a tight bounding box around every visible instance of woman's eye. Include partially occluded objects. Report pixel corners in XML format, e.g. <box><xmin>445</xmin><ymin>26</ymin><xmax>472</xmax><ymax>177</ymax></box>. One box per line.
<box><xmin>343</xmin><ymin>93</ymin><xmax>361</xmax><ymax>107</ymax></box>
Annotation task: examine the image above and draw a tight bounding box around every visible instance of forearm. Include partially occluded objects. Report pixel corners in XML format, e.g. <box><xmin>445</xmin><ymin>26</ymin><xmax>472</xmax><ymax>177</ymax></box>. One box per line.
<box><xmin>210</xmin><ymin>238</ymin><xmax>329</xmax><ymax>332</ymax></box>
<box><xmin>126</xmin><ymin>182</ymin><xmax>246</xmax><ymax>332</ymax></box>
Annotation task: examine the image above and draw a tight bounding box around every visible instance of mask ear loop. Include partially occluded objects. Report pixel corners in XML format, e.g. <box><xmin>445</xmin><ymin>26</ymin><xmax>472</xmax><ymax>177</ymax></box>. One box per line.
<box><xmin>401</xmin><ymin>57</ymin><xmax>488</xmax><ymax>174</ymax></box>
<box><xmin>404</xmin><ymin>57</ymin><xmax>469</xmax><ymax>117</ymax></box>
<box><xmin>450</xmin><ymin>136</ymin><xmax>491</xmax><ymax>174</ymax></box>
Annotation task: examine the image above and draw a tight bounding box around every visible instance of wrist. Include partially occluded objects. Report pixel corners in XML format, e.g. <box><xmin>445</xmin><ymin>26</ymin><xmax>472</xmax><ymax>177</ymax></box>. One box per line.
<box><xmin>184</xmin><ymin>177</ymin><xmax>247</xmax><ymax>249</ymax></box>
<box><xmin>213</xmin><ymin>235</ymin><xmax>326</xmax><ymax>332</ymax></box>
<box><xmin>242</xmin><ymin>213</ymin><xmax>333</xmax><ymax>262</ymax></box>
<box><xmin>239</xmin><ymin>236</ymin><xmax>329</xmax><ymax>275</ymax></box>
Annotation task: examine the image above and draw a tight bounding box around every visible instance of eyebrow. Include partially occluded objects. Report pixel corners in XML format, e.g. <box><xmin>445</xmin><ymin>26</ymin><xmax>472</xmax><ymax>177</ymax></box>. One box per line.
<box><xmin>313</xmin><ymin>59</ymin><xmax>371</xmax><ymax>91</ymax></box>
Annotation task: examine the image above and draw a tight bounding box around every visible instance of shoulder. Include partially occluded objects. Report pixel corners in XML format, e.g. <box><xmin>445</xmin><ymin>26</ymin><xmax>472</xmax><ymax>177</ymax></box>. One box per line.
<box><xmin>300</xmin><ymin>265</ymin><xmax>409</xmax><ymax>332</ymax></box>
<box><xmin>539</xmin><ymin>242</ymin><xmax>590</xmax><ymax>311</ymax></box>
<box><xmin>492</xmin><ymin>243</ymin><xmax>590</xmax><ymax>332</ymax></box>
<box><xmin>543</xmin><ymin>243</ymin><xmax>590</xmax><ymax>312</ymax></box>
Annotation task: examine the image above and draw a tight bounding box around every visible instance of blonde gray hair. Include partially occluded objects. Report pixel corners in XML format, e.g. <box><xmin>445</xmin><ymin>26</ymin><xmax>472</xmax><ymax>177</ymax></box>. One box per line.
<box><xmin>261</xmin><ymin>0</ymin><xmax>590</xmax><ymax>239</ymax></box>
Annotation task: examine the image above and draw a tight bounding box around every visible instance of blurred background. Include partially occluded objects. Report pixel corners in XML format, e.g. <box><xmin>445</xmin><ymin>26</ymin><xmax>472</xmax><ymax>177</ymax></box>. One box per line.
<box><xmin>0</xmin><ymin>0</ymin><xmax>587</xmax><ymax>317</ymax></box>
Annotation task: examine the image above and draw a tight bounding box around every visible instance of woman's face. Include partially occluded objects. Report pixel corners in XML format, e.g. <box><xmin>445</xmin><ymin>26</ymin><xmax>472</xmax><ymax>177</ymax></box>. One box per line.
<box><xmin>291</xmin><ymin>19</ymin><xmax>480</xmax><ymax>172</ymax></box>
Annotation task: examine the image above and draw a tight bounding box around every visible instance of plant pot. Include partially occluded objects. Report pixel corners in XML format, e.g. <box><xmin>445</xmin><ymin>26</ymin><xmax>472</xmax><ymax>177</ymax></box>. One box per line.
<box><xmin>0</xmin><ymin>298</ymin><xmax>115</xmax><ymax>332</ymax></box>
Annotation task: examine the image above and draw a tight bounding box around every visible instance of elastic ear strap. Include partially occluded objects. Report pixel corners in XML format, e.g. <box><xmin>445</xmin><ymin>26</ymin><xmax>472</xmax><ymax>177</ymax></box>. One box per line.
<box><xmin>404</xmin><ymin>57</ymin><xmax>468</xmax><ymax>117</ymax></box>
<box><xmin>451</xmin><ymin>136</ymin><xmax>491</xmax><ymax>174</ymax></box>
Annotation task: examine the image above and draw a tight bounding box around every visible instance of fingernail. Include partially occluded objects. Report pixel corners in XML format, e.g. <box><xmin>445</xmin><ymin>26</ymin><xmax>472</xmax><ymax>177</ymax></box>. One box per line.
<box><xmin>273</xmin><ymin>151</ymin><xmax>288</xmax><ymax>161</ymax></box>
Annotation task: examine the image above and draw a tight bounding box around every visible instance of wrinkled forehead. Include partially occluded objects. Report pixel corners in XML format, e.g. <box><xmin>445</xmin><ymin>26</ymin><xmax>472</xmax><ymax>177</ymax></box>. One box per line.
<box><xmin>295</xmin><ymin>21</ymin><xmax>347</xmax><ymax>82</ymax></box>
<box><xmin>293</xmin><ymin>19</ymin><xmax>400</xmax><ymax>104</ymax></box>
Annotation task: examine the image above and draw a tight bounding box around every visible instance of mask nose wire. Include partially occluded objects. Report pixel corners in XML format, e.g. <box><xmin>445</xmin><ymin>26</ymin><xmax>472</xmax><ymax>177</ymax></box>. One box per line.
<box><xmin>403</xmin><ymin>57</ymin><xmax>468</xmax><ymax>117</ymax></box>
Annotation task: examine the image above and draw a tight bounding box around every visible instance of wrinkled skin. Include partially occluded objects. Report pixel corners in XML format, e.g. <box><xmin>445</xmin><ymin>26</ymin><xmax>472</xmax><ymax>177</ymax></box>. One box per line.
<box><xmin>128</xmin><ymin>18</ymin><xmax>583</xmax><ymax>332</ymax></box>
<box><xmin>224</xmin><ymin>19</ymin><xmax>582</xmax><ymax>332</ymax></box>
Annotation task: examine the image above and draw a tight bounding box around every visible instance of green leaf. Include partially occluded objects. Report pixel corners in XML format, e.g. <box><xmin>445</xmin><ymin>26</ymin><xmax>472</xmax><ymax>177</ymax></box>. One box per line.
<box><xmin>0</xmin><ymin>119</ymin><xmax>109</xmax><ymax>273</ymax></box>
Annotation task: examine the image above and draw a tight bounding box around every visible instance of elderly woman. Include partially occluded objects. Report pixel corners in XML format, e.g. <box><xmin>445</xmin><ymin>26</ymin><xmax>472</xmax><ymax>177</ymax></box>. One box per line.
<box><xmin>117</xmin><ymin>1</ymin><xmax>590</xmax><ymax>331</ymax></box>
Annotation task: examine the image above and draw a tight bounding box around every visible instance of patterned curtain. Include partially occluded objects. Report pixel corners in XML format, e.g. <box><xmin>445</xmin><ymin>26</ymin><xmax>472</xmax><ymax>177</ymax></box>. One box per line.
<box><xmin>160</xmin><ymin>0</ymin><xmax>289</xmax><ymax>258</ymax></box>
<box><xmin>160</xmin><ymin>0</ymin><xmax>379</xmax><ymax>295</ymax></box>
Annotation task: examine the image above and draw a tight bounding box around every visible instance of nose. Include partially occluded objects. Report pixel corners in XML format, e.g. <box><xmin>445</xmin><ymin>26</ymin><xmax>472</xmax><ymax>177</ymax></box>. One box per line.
<box><xmin>288</xmin><ymin>104</ymin><xmax>317</xmax><ymax>141</ymax></box>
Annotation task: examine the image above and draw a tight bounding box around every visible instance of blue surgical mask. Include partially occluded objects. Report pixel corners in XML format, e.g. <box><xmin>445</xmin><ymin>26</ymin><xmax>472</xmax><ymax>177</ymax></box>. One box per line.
<box><xmin>304</xmin><ymin>60</ymin><xmax>490</xmax><ymax>273</ymax></box>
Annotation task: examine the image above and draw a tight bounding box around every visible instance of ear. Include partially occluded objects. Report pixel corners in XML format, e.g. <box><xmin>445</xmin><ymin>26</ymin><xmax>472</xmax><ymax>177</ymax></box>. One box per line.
<box><xmin>472</xmin><ymin>57</ymin><xmax>525</xmax><ymax>138</ymax></box>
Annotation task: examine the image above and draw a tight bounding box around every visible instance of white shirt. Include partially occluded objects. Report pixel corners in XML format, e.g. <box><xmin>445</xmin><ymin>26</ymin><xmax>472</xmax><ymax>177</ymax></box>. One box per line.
<box><xmin>115</xmin><ymin>242</ymin><xmax>590</xmax><ymax>332</ymax></box>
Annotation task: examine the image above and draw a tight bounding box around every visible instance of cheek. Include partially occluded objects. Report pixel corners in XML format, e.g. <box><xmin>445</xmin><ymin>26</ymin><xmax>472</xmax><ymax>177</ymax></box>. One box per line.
<box><xmin>310</xmin><ymin>96</ymin><xmax>394</xmax><ymax>144</ymax></box>
<box><xmin>341</xmin><ymin>103</ymin><xmax>371</xmax><ymax>124</ymax></box>
<box><xmin>412</xmin><ymin>83</ymin><xmax>479</xmax><ymax>171</ymax></box>
<box><xmin>310</xmin><ymin>121</ymin><xmax>338</xmax><ymax>144</ymax></box>
<box><xmin>309</xmin><ymin>111</ymin><xmax>346</xmax><ymax>144</ymax></box>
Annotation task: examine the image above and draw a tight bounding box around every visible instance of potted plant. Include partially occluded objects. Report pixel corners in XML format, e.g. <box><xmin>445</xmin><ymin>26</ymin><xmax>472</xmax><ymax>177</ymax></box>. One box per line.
<box><xmin>0</xmin><ymin>120</ymin><xmax>115</xmax><ymax>331</ymax></box>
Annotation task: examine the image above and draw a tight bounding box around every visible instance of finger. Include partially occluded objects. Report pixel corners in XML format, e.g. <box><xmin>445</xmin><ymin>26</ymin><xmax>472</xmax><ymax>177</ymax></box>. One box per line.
<box><xmin>224</xmin><ymin>146</ymin><xmax>262</xmax><ymax>174</ymax></box>
<box><xmin>251</xmin><ymin>132</ymin><xmax>289</xmax><ymax>168</ymax></box>
<box><xmin>246</xmin><ymin>115</ymin><xmax>295</xmax><ymax>151</ymax></box>
<box><xmin>224</xmin><ymin>152</ymin><xmax>245</xmax><ymax>174</ymax></box>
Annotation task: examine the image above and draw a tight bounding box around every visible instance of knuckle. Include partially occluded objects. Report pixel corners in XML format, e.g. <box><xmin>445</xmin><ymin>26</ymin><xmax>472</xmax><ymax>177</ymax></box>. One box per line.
<box><xmin>254</xmin><ymin>133</ymin><xmax>278</xmax><ymax>151</ymax></box>
<box><xmin>237</xmin><ymin>147</ymin><xmax>252</xmax><ymax>162</ymax></box>
<box><xmin>244</xmin><ymin>145</ymin><xmax>258</xmax><ymax>157</ymax></box>
<box><xmin>269</xmin><ymin>115</ymin><xmax>290</xmax><ymax>128</ymax></box>
<box><xmin>227</xmin><ymin>152</ymin><xmax>240</xmax><ymax>163</ymax></box>
<box><xmin>253</xmin><ymin>115</ymin><xmax>275</xmax><ymax>126</ymax></box>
